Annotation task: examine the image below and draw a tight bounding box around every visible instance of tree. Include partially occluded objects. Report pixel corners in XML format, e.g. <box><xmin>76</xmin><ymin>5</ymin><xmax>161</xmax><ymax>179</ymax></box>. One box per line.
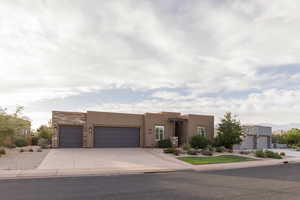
<box><xmin>37</xmin><ymin>125</ymin><xmax>53</xmax><ymax>141</ymax></box>
<box><xmin>283</xmin><ymin>128</ymin><xmax>300</xmax><ymax>145</ymax></box>
<box><xmin>215</xmin><ymin>112</ymin><xmax>243</xmax><ymax>149</ymax></box>
<box><xmin>0</xmin><ymin>106</ymin><xmax>31</xmax><ymax>146</ymax></box>
<box><xmin>14</xmin><ymin>106</ymin><xmax>24</xmax><ymax>117</ymax></box>
<box><xmin>0</xmin><ymin>113</ymin><xmax>15</xmax><ymax>146</ymax></box>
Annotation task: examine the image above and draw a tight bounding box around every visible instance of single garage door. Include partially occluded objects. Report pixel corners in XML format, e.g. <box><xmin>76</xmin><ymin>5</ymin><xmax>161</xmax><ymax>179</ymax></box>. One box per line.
<box><xmin>94</xmin><ymin>126</ymin><xmax>140</xmax><ymax>148</ymax></box>
<box><xmin>59</xmin><ymin>125</ymin><xmax>83</xmax><ymax>148</ymax></box>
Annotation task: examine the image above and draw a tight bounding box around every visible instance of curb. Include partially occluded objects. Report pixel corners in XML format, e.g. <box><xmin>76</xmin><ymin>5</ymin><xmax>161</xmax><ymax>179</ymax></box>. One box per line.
<box><xmin>192</xmin><ymin>158</ymin><xmax>300</xmax><ymax>172</ymax></box>
<box><xmin>1</xmin><ymin>158</ymin><xmax>300</xmax><ymax>180</ymax></box>
<box><xmin>0</xmin><ymin>168</ymin><xmax>185</xmax><ymax>180</ymax></box>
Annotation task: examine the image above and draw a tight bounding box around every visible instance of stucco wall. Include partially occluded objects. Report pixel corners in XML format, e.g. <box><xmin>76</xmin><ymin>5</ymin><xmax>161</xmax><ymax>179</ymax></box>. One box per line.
<box><xmin>52</xmin><ymin>111</ymin><xmax>214</xmax><ymax>148</ymax></box>
<box><xmin>239</xmin><ymin>135</ymin><xmax>255</xmax><ymax>149</ymax></box>
<box><xmin>86</xmin><ymin>111</ymin><xmax>144</xmax><ymax>147</ymax></box>
<box><xmin>143</xmin><ymin>112</ymin><xmax>181</xmax><ymax>147</ymax></box>
<box><xmin>184</xmin><ymin>114</ymin><xmax>214</xmax><ymax>141</ymax></box>
<box><xmin>257</xmin><ymin>136</ymin><xmax>268</xmax><ymax>149</ymax></box>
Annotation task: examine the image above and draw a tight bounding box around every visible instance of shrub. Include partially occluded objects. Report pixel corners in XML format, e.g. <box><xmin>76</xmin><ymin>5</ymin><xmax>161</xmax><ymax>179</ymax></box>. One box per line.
<box><xmin>201</xmin><ymin>150</ymin><xmax>213</xmax><ymax>156</ymax></box>
<box><xmin>173</xmin><ymin>149</ymin><xmax>181</xmax><ymax>156</ymax></box>
<box><xmin>272</xmin><ymin>153</ymin><xmax>282</xmax><ymax>159</ymax></box>
<box><xmin>37</xmin><ymin>125</ymin><xmax>53</xmax><ymax>141</ymax></box>
<box><xmin>239</xmin><ymin>151</ymin><xmax>250</xmax><ymax>155</ymax></box>
<box><xmin>157</xmin><ymin>139</ymin><xmax>172</xmax><ymax>148</ymax></box>
<box><xmin>182</xmin><ymin>143</ymin><xmax>191</xmax><ymax>151</ymax></box>
<box><xmin>279</xmin><ymin>152</ymin><xmax>286</xmax><ymax>156</ymax></box>
<box><xmin>206</xmin><ymin>145</ymin><xmax>215</xmax><ymax>152</ymax></box>
<box><xmin>189</xmin><ymin>135</ymin><xmax>211</xmax><ymax>149</ymax></box>
<box><xmin>28</xmin><ymin>148</ymin><xmax>34</xmax><ymax>152</ymax></box>
<box><xmin>164</xmin><ymin>147</ymin><xmax>176</xmax><ymax>154</ymax></box>
<box><xmin>31</xmin><ymin>136</ymin><xmax>39</xmax><ymax>146</ymax></box>
<box><xmin>19</xmin><ymin>149</ymin><xmax>25</xmax><ymax>153</ymax></box>
<box><xmin>0</xmin><ymin>149</ymin><xmax>6</xmax><ymax>155</ymax></box>
<box><xmin>4</xmin><ymin>143</ymin><xmax>16</xmax><ymax>149</ymax></box>
<box><xmin>265</xmin><ymin>150</ymin><xmax>282</xmax><ymax>159</ymax></box>
<box><xmin>216</xmin><ymin>146</ymin><xmax>225</xmax><ymax>153</ymax></box>
<box><xmin>14</xmin><ymin>137</ymin><xmax>28</xmax><ymax>147</ymax></box>
<box><xmin>38</xmin><ymin>138</ymin><xmax>49</xmax><ymax>149</ymax></box>
<box><xmin>227</xmin><ymin>148</ymin><xmax>234</xmax><ymax>153</ymax></box>
<box><xmin>187</xmin><ymin>149</ymin><xmax>198</xmax><ymax>155</ymax></box>
<box><xmin>255</xmin><ymin>149</ymin><xmax>265</xmax><ymax>158</ymax></box>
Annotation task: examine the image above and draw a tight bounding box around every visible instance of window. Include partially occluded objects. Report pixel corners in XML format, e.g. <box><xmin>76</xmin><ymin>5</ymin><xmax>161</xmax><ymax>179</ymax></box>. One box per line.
<box><xmin>197</xmin><ymin>126</ymin><xmax>207</xmax><ymax>136</ymax></box>
<box><xmin>155</xmin><ymin>125</ymin><xmax>165</xmax><ymax>141</ymax></box>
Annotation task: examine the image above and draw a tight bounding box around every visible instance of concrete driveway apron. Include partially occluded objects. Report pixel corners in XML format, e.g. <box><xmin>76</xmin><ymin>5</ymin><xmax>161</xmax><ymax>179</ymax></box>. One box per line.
<box><xmin>38</xmin><ymin>148</ymin><xmax>189</xmax><ymax>171</ymax></box>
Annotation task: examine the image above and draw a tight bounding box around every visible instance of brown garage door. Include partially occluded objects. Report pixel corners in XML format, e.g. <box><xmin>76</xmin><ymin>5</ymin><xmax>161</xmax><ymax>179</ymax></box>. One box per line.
<box><xmin>94</xmin><ymin>126</ymin><xmax>140</xmax><ymax>148</ymax></box>
<box><xmin>59</xmin><ymin>125</ymin><xmax>83</xmax><ymax>148</ymax></box>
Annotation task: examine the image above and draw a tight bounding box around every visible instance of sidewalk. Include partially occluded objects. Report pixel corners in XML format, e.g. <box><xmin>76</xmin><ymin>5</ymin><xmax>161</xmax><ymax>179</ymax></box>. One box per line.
<box><xmin>1</xmin><ymin>157</ymin><xmax>300</xmax><ymax>180</ymax></box>
<box><xmin>192</xmin><ymin>157</ymin><xmax>300</xmax><ymax>171</ymax></box>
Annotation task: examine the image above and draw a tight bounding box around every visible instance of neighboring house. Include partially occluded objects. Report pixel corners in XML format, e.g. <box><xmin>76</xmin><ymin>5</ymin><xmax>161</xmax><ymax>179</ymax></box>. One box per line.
<box><xmin>51</xmin><ymin>111</ymin><xmax>214</xmax><ymax>148</ymax></box>
<box><xmin>236</xmin><ymin>125</ymin><xmax>272</xmax><ymax>149</ymax></box>
<box><xmin>19</xmin><ymin>126</ymin><xmax>31</xmax><ymax>135</ymax></box>
<box><xmin>17</xmin><ymin>117</ymin><xmax>31</xmax><ymax>135</ymax></box>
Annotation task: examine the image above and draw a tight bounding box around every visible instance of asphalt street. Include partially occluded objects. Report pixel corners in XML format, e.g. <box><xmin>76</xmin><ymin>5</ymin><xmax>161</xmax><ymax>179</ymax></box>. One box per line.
<box><xmin>1</xmin><ymin>163</ymin><xmax>300</xmax><ymax>200</ymax></box>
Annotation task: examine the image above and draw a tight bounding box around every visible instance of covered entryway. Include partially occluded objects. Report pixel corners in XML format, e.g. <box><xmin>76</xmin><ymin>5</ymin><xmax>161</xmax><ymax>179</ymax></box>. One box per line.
<box><xmin>94</xmin><ymin>126</ymin><xmax>140</xmax><ymax>148</ymax></box>
<box><xmin>59</xmin><ymin>125</ymin><xmax>83</xmax><ymax>148</ymax></box>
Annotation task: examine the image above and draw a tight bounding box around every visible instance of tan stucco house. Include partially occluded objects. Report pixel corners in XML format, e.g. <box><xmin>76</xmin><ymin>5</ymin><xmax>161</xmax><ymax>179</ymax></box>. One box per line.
<box><xmin>52</xmin><ymin>111</ymin><xmax>214</xmax><ymax>148</ymax></box>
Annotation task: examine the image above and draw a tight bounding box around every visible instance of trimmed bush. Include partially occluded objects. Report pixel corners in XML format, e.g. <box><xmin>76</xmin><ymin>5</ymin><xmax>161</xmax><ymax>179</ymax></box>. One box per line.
<box><xmin>239</xmin><ymin>151</ymin><xmax>250</xmax><ymax>155</ymax></box>
<box><xmin>0</xmin><ymin>149</ymin><xmax>6</xmax><ymax>155</ymax></box>
<box><xmin>227</xmin><ymin>148</ymin><xmax>233</xmax><ymax>153</ymax></box>
<box><xmin>201</xmin><ymin>150</ymin><xmax>213</xmax><ymax>156</ymax></box>
<box><xmin>187</xmin><ymin>149</ymin><xmax>198</xmax><ymax>155</ymax></box>
<box><xmin>216</xmin><ymin>146</ymin><xmax>225</xmax><ymax>153</ymax></box>
<box><xmin>173</xmin><ymin>149</ymin><xmax>181</xmax><ymax>156</ymax></box>
<box><xmin>255</xmin><ymin>150</ymin><xmax>282</xmax><ymax>159</ymax></box>
<box><xmin>206</xmin><ymin>145</ymin><xmax>215</xmax><ymax>152</ymax></box>
<box><xmin>265</xmin><ymin>150</ymin><xmax>282</xmax><ymax>159</ymax></box>
<box><xmin>157</xmin><ymin>139</ymin><xmax>172</xmax><ymax>148</ymax></box>
<box><xmin>28</xmin><ymin>148</ymin><xmax>34</xmax><ymax>152</ymax></box>
<box><xmin>19</xmin><ymin>149</ymin><xmax>25</xmax><ymax>153</ymax></box>
<box><xmin>164</xmin><ymin>147</ymin><xmax>176</xmax><ymax>154</ymax></box>
<box><xmin>189</xmin><ymin>135</ymin><xmax>211</xmax><ymax>149</ymax></box>
<box><xmin>38</xmin><ymin>138</ymin><xmax>49</xmax><ymax>149</ymax></box>
<box><xmin>14</xmin><ymin>137</ymin><xmax>28</xmax><ymax>147</ymax></box>
<box><xmin>255</xmin><ymin>149</ymin><xmax>265</xmax><ymax>158</ymax></box>
<box><xmin>31</xmin><ymin>136</ymin><xmax>39</xmax><ymax>146</ymax></box>
<box><xmin>182</xmin><ymin>143</ymin><xmax>191</xmax><ymax>151</ymax></box>
<box><xmin>279</xmin><ymin>152</ymin><xmax>286</xmax><ymax>156</ymax></box>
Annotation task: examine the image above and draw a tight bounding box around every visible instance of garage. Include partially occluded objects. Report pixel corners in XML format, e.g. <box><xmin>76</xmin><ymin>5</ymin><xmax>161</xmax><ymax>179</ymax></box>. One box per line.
<box><xmin>94</xmin><ymin>126</ymin><xmax>140</xmax><ymax>148</ymax></box>
<box><xmin>59</xmin><ymin>125</ymin><xmax>83</xmax><ymax>148</ymax></box>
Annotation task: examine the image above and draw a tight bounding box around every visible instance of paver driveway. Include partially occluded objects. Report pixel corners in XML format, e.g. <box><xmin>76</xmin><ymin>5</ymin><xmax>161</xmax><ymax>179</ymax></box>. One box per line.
<box><xmin>38</xmin><ymin>148</ymin><xmax>189</xmax><ymax>171</ymax></box>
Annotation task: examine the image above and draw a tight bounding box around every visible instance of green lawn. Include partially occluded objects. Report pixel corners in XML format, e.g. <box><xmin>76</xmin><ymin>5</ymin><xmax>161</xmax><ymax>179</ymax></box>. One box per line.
<box><xmin>178</xmin><ymin>155</ymin><xmax>254</xmax><ymax>165</ymax></box>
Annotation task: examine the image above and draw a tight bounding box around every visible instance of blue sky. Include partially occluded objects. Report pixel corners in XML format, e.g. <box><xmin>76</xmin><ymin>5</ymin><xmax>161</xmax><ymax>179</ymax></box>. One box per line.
<box><xmin>1</xmin><ymin>0</ymin><xmax>300</xmax><ymax>129</ymax></box>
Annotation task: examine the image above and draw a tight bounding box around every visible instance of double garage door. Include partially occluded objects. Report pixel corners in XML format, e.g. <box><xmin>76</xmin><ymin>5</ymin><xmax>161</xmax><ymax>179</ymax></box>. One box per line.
<box><xmin>94</xmin><ymin>127</ymin><xmax>140</xmax><ymax>148</ymax></box>
<box><xmin>59</xmin><ymin>125</ymin><xmax>140</xmax><ymax>148</ymax></box>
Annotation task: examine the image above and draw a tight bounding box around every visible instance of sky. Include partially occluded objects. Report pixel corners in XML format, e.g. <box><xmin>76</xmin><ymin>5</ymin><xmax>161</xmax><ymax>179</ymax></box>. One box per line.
<box><xmin>1</xmin><ymin>0</ymin><xmax>300</xmax><ymax>129</ymax></box>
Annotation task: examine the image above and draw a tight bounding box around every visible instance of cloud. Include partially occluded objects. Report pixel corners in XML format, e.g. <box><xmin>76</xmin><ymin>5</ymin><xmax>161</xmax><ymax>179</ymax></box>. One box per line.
<box><xmin>89</xmin><ymin>88</ymin><xmax>300</xmax><ymax>125</ymax></box>
<box><xmin>0</xmin><ymin>0</ymin><xmax>300</xmax><ymax>127</ymax></box>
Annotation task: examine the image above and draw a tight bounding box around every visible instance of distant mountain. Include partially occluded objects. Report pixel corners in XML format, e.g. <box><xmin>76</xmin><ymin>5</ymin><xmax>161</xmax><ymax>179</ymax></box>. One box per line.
<box><xmin>258</xmin><ymin>123</ymin><xmax>300</xmax><ymax>131</ymax></box>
